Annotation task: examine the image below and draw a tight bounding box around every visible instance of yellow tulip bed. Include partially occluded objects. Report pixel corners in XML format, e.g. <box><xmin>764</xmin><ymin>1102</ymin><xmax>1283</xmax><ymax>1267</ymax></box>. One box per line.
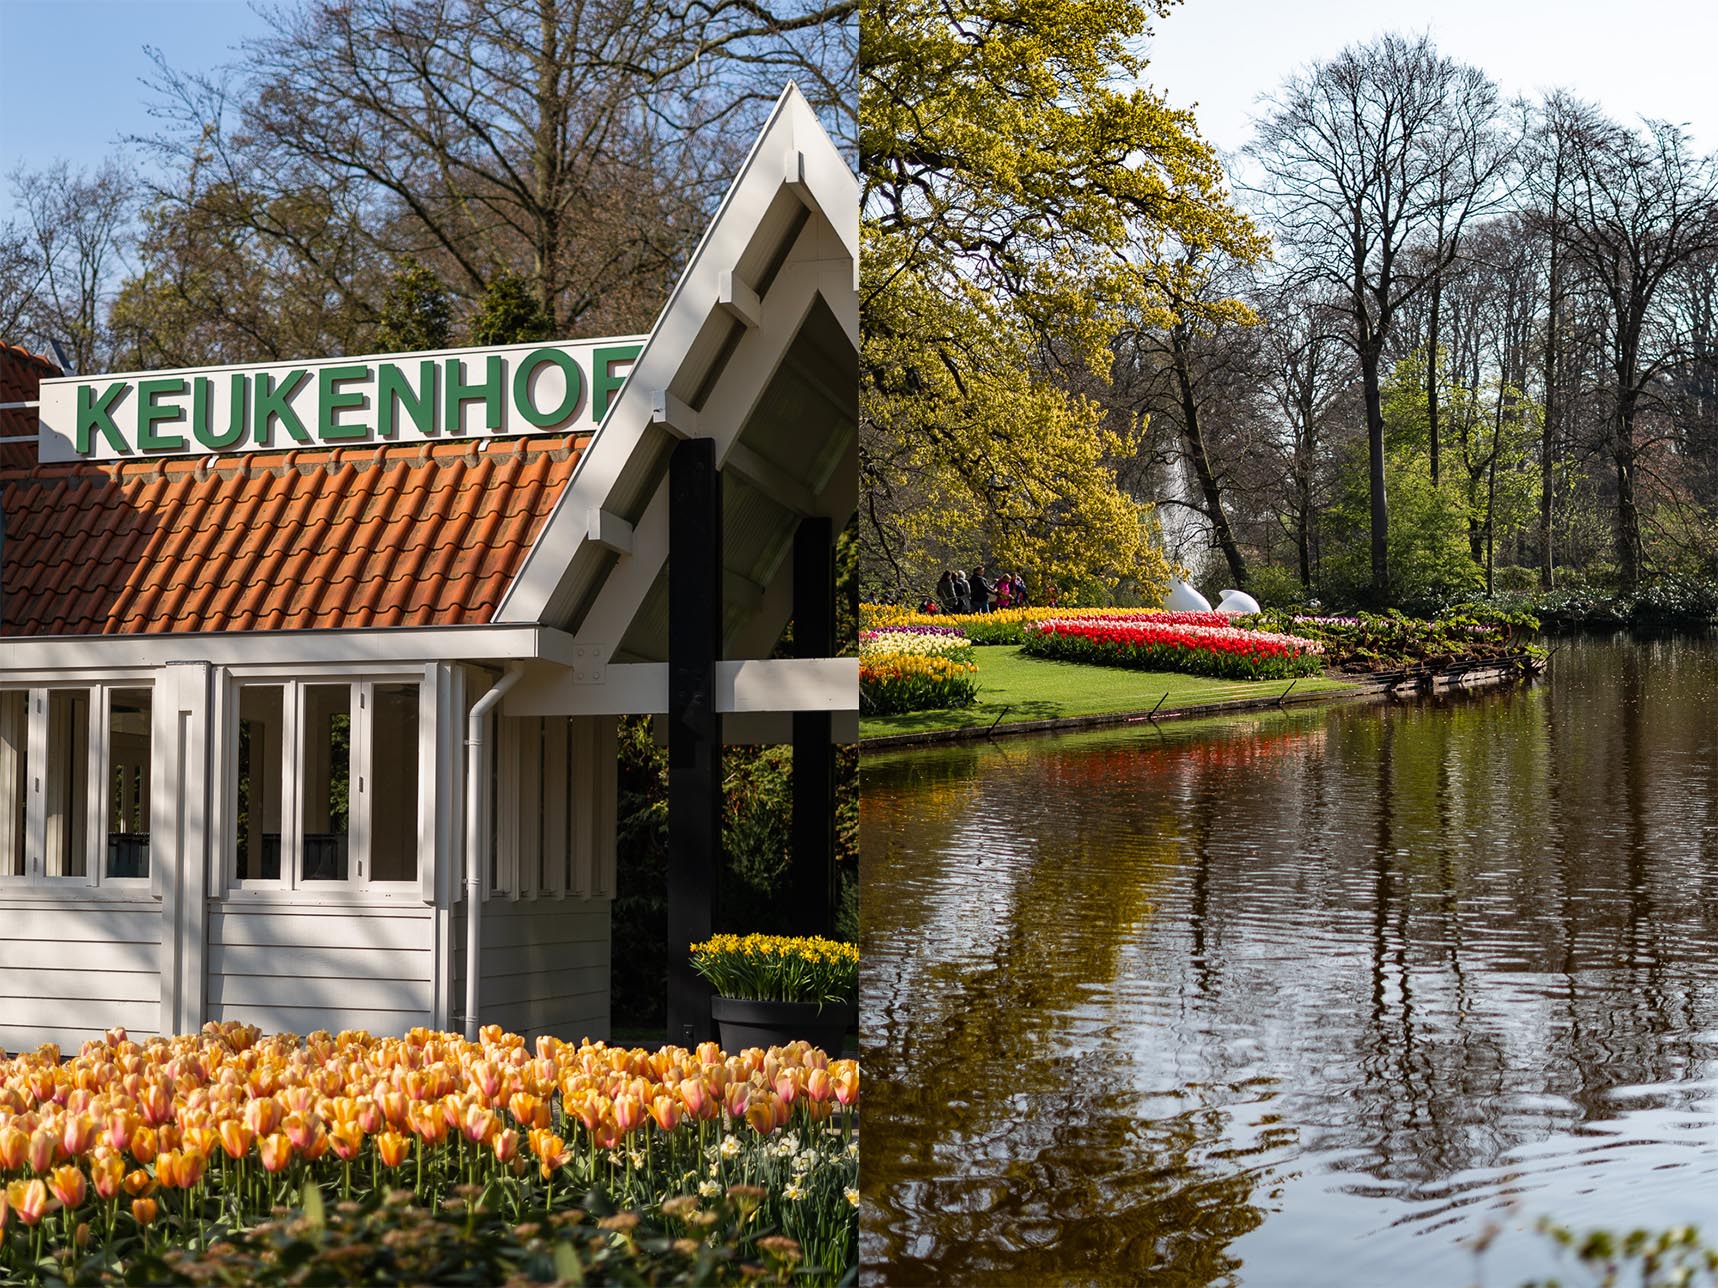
<box><xmin>861</xmin><ymin>602</ymin><xmax>1169</xmax><ymax>644</ymax></box>
<box><xmin>0</xmin><ymin>1022</ymin><xmax>859</xmax><ymax>1284</ymax></box>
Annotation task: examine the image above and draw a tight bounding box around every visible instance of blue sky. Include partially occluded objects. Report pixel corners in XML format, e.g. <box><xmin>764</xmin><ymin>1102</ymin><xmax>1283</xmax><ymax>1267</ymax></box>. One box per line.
<box><xmin>0</xmin><ymin>0</ymin><xmax>270</xmax><ymax>221</ymax></box>
<box><xmin>1147</xmin><ymin>0</ymin><xmax>1717</xmax><ymax>161</ymax></box>
<box><xmin>0</xmin><ymin>0</ymin><xmax>1713</xmax><ymax>223</ymax></box>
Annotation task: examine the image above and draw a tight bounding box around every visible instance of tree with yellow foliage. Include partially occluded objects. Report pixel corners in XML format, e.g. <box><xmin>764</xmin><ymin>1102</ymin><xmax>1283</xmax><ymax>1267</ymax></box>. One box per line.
<box><xmin>859</xmin><ymin>0</ymin><xmax>1264</xmax><ymax>600</ymax></box>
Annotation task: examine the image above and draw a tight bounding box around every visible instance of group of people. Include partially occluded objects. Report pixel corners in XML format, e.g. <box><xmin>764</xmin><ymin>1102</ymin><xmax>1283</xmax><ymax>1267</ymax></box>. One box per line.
<box><xmin>920</xmin><ymin>566</ymin><xmax>1059</xmax><ymax>615</ymax></box>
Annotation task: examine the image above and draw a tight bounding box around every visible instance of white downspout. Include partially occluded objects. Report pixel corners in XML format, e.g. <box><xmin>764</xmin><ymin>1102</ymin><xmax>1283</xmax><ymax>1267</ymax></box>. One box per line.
<box><xmin>464</xmin><ymin>664</ymin><xmax>523</xmax><ymax>1043</ymax></box>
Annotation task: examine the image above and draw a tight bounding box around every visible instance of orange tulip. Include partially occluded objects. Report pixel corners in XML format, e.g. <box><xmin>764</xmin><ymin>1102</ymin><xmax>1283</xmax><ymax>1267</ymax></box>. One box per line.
<box><xmin>61</xmin><ymin>1112</ymin><xmax>96</xmax><ymax>1157</ymax></box>
<box><xmin>328</xmin><ymin>1121</ymin><xmax>364</xmax><ymax>1163</ymax></box>
<box><xmin>0</xmin><ymin>1124</ymin><xmax>26</xmax><ymax>1170</ymax></box>
<box><xmin>281</xmin><ymin>1112</ymin><xmax>320</xmax><ymax>1153</ymax></box>
<box><xmin>613</xmin><ymin>1093</ymin><xmax>643</xmax><ymax>1135</ymax></box>
<box><xmin>182</xmin><ymin>1124</ymin><xmax>219</xmax><ymax>1161</ymax></box>
<box><xmin>47</xmin><ymin>1164</ymin><xmax>86</xmax><ymax>1209</ymax></box>
<box><xmin>27</xmin><ymin>1127</ymin><xmax>58</xmax><ymax>1174</ymax></box>
<box><xmin>355</xmin><ymin>1097</ymin><xmax>382</xmax><ymax>1134</ymax></box>
<box><xmin>121</xmin><ymin>1169</ymin><xmax>154</xmax><ymax>1198</ymax></box>
<box><xmin>0</xmin><ymin>1186</ymin><xmax>8</xmax><ymax>1232</ymax></box>
<box><xmin>7</xmin><ymin>1179</ymin><xmax>50</xmax><ymax>1226</ymax></box>
<box><xmin>491</xmin><ymin>1127</ymin><xmax>519</xmax><ymax>1164</ymax></box>
<box><xmin>137</xmin><ymin>1084</ymin><xmax>172</xmax><ymax>1127</ymax></box>
<box><xmin>104</xmin><ymin>1110</ymin><xmax>137</xmax><ymax>1154</ymax></box>
<box><xmin>678</xmin><ymin>1078</ymin><xmax>709</xmax><ymax>1120</ymax></box>
<box><xmin>508</xmin><ymin>1092</ymin><xmax>547</xmax><ymax>1129</ymax></box>
<box><xmin>154</xmin><ymin>1150</ymin><xmax>188</xmax><ymax>1190</ymax></box>
<box><xmin>375</xmin><ymin>1131</ymin><xmax>411</xmax><ymax>1168</ymax></box>
<box><xmin>461</xmin><ymin>1103</ymin><xmax>496</xmax><ymax>1145</ymax></box>
<box><xmin>724</xmin><ymin>1083</ymin><xmax>750</xmax><ymax>1120</ymax></box>
<box><xmin>258</xmin><ymin>1133</ymin><xmax>293</xmax><ymax>1174</ymax></box>
<box><xmin>218</xmin><ymin>1119</ymin><xmax>254</xmax><ymax>1160</ymax></box>
<box><xmin>405</xmin><ymin>1102</ymin><xmax>444</xmax><ymax>1145</ymax></box>
<box><xmin>649</xmin><ymin>1095</ymin><xmax>681</xmax><ymax>1132</ymax></box>
<box><xmin>831</xmin><ymin>1061</ymin><xmax>859</xmax><ymax>1107</ymax></box>
<box><xmin>89</xmin><ymin>1152</ymin><xmax>126</xmax><ymax>1201</ymax></box>
<box><xmin>244</xmin><ymin>1097</ymin><xmax>282</xmax><ymax>1137</ymax></box>
<box><xmin>745</xmin><ymin>1095</ymin><xmax>777</xmax><ymax>1137</ymax></box>
<box><xmin>805</xmin><ymin>1068</ymin><xmax>831</xmax><ymax>1103</ymax></box>
<box><xmin>131</xmin><ymin>1196</ymin><xmax>157</xmax><ymax>1227</ymax></box>
<box><xmin>130</xmin><ymin>1126</ymin><xmax>158</xmax><ymax>1166</ymax></box>
<box><xmin>469</xmin><ymin>1060</ymin><xmax>501</xmax><ymax>1101</ymax></box>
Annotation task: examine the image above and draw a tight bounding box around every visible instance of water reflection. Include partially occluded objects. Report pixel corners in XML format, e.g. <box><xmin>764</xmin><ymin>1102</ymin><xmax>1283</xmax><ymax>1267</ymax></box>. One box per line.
<box><xmin>861</xmin><ymin>638</ymin><xmax>1718</xmax><ymax>1285</ymax></box>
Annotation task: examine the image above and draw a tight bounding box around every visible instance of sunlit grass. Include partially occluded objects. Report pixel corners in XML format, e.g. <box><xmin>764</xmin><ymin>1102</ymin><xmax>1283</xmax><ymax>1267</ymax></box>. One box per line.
<box><xmin>859</xmin><ymin>645</ymin><xmax>1356</xmax><ymax>738</ymax></box>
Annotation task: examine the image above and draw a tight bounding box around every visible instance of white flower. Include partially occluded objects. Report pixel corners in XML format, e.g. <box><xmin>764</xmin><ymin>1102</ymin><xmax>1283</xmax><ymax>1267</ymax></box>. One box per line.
<box><xmin>794</xmin><ymin>1149</ymin><xmax>817</xmax><ymax>1171</ymax></box>
<box><xmin>704</xmin><ymin>1144</ymin><xmax>718</xmax><ymax>1161</ymax></box>
<box><xmin>719</xmin><ymin>1135</ymin><xmax>741</xmax><ymax>1159</ymax></box>
<box><xmin>629</xmin><ymin>1149</ymin><xmax>646</xmax><ymax>1167</ymax></box>
<box><xmin>709</xmin><ymin>1162</ymin><xmax>721</xmax><ymax>1177</ymax></box>
<box><xmin>699</xmin><ymin>1179</ymin><xmax>721</xmax><ymax>1198</ymax></box>
<box><xmin>783</xmin><ymin>1182</ymin><xmax>805</xmax><ymax>1201</ymax></box>
<box><xmin>845</xmin><ymin>1187</ymin><xmax>860</xmax><ymax>1208</ymax></box>
<box><xmin>846</xmin><ymin>1140</ymin><xmax>859</xmax><ymax>1158</ymax></box>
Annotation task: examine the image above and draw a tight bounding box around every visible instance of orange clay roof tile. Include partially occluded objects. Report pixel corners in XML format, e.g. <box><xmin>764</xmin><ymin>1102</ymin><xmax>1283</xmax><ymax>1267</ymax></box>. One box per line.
<box><xmin>0</xmin><ymin>431</ymin><xmax>590</xmax><ymax>637</ymax></box>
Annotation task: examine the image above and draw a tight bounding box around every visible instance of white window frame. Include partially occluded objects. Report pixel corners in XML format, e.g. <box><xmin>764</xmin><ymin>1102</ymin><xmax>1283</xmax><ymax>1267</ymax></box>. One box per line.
<box><xmin>0</xmin><ymin>679</ymin><xmax>158</xmax><ymax>891</ymax></box>
<box><xmin>218</xmin><ymin>666</ymin><xmax>434</xmax><ymax>899</ymax></box>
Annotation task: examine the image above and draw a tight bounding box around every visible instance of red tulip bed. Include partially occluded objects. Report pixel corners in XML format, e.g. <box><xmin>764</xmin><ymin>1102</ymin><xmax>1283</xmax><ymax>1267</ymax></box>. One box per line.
<box><xmin>1021</xmin><ymin>615</ymin><xmax>1325</xmax><ymax>681</ymax></box>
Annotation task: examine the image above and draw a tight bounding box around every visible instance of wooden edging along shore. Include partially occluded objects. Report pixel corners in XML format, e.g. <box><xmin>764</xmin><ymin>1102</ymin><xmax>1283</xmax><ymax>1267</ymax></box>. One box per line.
<box><xmin>861</xmin><ymin>650</ymin><xmax>1547</xmax><ymax>750</ymax></box>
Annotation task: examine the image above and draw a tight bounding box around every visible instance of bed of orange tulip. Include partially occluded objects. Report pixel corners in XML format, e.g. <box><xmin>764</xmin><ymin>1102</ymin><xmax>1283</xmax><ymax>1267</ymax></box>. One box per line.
<box><xmin>0</xmin><ymin>1022</ymin><xmax>859</xmax><ymax>1283</ymax></box>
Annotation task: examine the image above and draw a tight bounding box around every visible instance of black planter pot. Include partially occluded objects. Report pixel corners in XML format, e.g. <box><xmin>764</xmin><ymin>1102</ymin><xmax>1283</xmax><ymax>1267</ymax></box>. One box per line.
<box><xmin>711</xmin><ymin>996</ymin><xmax>854</xmax><ymax>1054</ymax></box>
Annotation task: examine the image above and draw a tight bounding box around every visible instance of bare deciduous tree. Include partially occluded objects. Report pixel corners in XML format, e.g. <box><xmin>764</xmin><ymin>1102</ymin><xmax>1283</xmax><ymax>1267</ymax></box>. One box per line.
<box><xmin>1249</xmin><ymin>33</ymin><xmax>1510</xmax><ymax>601</ymax></box>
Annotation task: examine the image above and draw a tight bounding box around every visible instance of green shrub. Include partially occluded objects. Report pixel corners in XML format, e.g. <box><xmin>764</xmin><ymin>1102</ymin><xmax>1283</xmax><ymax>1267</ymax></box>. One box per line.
<box><xmin>55</xmin><ymin>1183</ymin><xmax>820</xmax><ymax>1286</ymax></box>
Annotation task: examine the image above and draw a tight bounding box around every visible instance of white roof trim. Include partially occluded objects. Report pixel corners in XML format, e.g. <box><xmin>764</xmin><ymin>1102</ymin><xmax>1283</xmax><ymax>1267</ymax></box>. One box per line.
<box><xmin>493</xmin><ymin>83</ymin><xmax>858</xmax><ymax>629</ymax></box>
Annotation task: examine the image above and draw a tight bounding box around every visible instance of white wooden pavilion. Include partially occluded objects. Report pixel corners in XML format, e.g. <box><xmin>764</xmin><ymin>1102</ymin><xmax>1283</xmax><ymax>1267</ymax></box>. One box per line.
<box><xmin>0</xmin><ymin>85</ymin><xmax>856</xmax><ymax>1053</ymax></box>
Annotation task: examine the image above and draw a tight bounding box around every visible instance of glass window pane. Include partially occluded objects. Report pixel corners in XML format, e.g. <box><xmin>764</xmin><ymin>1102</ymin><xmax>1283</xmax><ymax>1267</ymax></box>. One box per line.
<box><xmin>0</xmin><ymin>692</ymin><xmax>25</xmax><ymax>877</ymax></box>
<box><xmin>302</xmin><ymin>684</ymin><xmax>351</xmax><ymax>881</ymax></box>
<box><xmin>237</xmin><ymin>686</ymin><xmax>284</xmax><ymax>880</ymax></box>
<box><xmin>371</xmin><ymin>683</ymin><xmax>419</xmax><ymax>882</ymax></box>
<box><xmin>106</xmin><ymin>689</ymin><xmax>151</xmax><ymax>878</ymax></box>
<box><xmin>46</xmin><ymin>690</ymin><xmax>89</xmax><ymax>878</ymax></box>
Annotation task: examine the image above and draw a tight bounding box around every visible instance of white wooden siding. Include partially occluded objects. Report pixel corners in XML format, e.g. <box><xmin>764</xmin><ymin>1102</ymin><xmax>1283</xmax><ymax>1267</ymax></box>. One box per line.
<box><xmin>0</xmin><ymin>898</ymin><xmax>161</xmax><ymax>1052</ymax></box>
<box><xmin>206</xmin><ymin>904</ymin><xmax>434</xmax><ymax>1036</ymax></box>
<box><xmin>452</xmin><ymin>899</ymin><xmax>611</xmax><ymax>1041</ymax></box>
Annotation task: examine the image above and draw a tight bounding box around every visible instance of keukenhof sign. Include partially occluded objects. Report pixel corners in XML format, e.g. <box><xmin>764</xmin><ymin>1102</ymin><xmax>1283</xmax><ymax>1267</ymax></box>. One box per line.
<box><xmin>37</xmin><ymin>335</ymin><xmax>646</xmax><ymax>462</ymax></box>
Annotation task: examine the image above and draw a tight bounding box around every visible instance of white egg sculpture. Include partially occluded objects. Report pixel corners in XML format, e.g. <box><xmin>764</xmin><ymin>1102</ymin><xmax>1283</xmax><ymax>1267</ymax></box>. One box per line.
<box><xmin>1163</xmin><ymin>578</ymin><xmax>1212</xmax><ymax>612</ymax></box>
<box><xmin>1215</xmin><ymin>589</ymin><xmax>1261</xmax><ymax>616</ymax></box>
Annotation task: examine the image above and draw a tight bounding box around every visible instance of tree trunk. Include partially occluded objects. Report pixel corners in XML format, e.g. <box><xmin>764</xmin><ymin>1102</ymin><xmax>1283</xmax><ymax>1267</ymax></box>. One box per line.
<box><xmin>534</xmin><ymin>0</ymin><xmax>565</xmax><ymax>327</ymax></box>
<box><xmin>1296</xmin><ymin>438</ymin><xmax>1313</xmax><ymax>589</ymax></box>
<box><xmin>1539</xmin><ymin>203</ymin><xmax>1560</xmax><ymax>590</ymax></box>
<box><xmin>1426</xmin><ymin>272</ymin><xmax>1442</xmax><ymax>486</ymax></box>
<box><xmin>1172</xmin><ymin>329</ymin><xmax>1247</xmax><ymax>588</ymax></box>
<box><xmin>1615</xmin><ymin>394</ymin><xmax>1641</xmax><ymax>594</ymax></box>
<box><xmin>1361</xmin><ymin>344</ymin><xmax>1389</xmax><ymax>603</ymax></box>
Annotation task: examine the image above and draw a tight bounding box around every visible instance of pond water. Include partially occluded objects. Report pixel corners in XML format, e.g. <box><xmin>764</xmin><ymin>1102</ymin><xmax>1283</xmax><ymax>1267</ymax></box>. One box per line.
<box><xmin>861</xmin><ymin>637</ymin><xmax>1718</xmax><ymax>1286</ymax></box>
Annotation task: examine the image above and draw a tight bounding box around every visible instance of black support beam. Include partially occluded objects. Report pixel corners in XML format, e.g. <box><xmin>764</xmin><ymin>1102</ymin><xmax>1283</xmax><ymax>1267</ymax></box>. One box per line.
<box><xmin>789</xmin><ymin>515</ymin><xmax>836</xmax><ymax>936</ymax></box>
<box><xmin>667</xmin><ymin>437</ymin><xmax>722</xmax><ymax>1045</ymax></box>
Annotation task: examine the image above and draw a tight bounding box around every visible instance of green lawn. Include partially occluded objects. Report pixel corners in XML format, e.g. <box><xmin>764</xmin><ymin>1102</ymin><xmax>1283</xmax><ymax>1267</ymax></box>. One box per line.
<box><xmin>861</xmin><ymin>644</ymin><xmax>1357</xmax><ymax>739</ymax></box>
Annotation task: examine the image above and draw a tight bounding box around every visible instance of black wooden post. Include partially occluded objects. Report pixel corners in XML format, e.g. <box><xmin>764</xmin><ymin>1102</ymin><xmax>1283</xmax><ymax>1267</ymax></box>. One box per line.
<box><xmin>667</xmin><ymin>437</ymin><xmax>722</xmax><ymax>1045</ymax></box>
<box><xmin>789</xmin><ymin>515</ymin><xmax>836</xmax><ymax>935</ymax></box>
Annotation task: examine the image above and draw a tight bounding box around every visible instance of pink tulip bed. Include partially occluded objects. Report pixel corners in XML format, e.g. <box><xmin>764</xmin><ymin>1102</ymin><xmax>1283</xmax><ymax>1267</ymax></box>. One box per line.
<box><xmin>1021</xmin><ymin>615</ymin><xmax>1326</xmax><ymax>681</ymax></box>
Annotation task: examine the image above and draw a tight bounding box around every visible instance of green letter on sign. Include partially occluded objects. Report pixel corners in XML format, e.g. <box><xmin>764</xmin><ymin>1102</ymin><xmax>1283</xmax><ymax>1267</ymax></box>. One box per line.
<box><xmin>75</xmin><ymin>383</ymin><xmax>130</xmax><ymax>455</ymax></box>
<box><xmin>193</xmin><ymin>375</ymin><xmax>249</xmax><ymax>450</ymax></box>
<box><xmin>377</xmin><ymin>362</ymin><xmax>436</xmax><ymax>438</ymax></box>
<box><xmin>592</xmin><ymin>345</ymin><xmax>641</xmax><ymax>423</ymax></box>
<box><xmin>443</xmin><ymin>355</ymin><xmax>504</xmax><ymax>433</ymax></box>
<box><xmin>512</xmin><ymin>348</ymin><xmax>581</xmax><ymax>427</ymax></box>
<box><xmin>252</xmin><ymin>369</ymin><xmax>312</xmax><ymax>445</ymax></box>
<box><xmin>137</xmin><ymin>378</ymin><xmax>189</xmax><ymax>452</ymax></box>
<box><xmin>318</xmin><ymin>364</ymin><xmax>371</xmax><ymax>440</ymax></box>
